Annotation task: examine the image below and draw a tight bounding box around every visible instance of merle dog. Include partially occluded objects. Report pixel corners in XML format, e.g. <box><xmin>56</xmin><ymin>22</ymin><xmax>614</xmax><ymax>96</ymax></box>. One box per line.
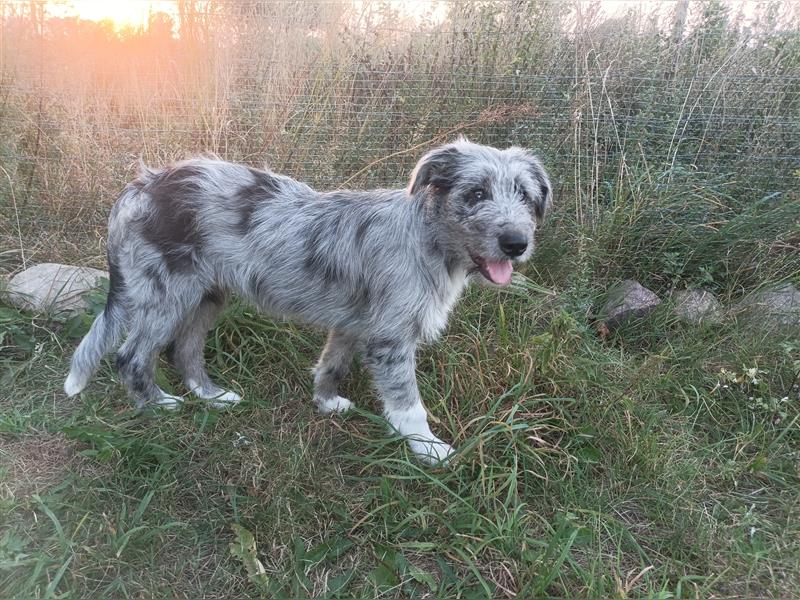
<box><xmin>64</xmin><ymin>138</ymin><xmax>551</xmax><ymax>464</ymax></box>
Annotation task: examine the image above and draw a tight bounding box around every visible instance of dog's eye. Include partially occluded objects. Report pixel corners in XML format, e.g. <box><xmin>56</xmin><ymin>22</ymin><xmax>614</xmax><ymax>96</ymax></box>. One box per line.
<box><xmin>515</xmin><ymin>183</ymin><xmax>530</xmax><ymax>203</ymax></box>
<box><xmin>472</xmin><ymin>189</ymin><xmax>487</xmax><ymax>202</ymax></box>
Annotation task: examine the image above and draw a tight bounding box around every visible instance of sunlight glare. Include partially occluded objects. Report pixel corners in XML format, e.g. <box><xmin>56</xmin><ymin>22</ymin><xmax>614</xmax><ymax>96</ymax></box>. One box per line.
<box><xmin>51</xmin><ymin>0</ymin><xmax>177</xmax><ymax>29</ymax></box>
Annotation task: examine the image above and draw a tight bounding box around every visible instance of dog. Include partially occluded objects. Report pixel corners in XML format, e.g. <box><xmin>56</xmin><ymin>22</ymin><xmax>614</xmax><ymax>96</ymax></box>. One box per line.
<box><xmin>64</xmin><ymin>138</ymin><xmax>551</xmax><ymax>464</ymax></box>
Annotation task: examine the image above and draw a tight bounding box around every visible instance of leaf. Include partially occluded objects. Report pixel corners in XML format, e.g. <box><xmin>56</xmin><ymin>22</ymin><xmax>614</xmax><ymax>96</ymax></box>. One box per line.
<box><xmin>0</xmin><ymin>307</ymin><xmax>23</xmax><ymax>321</ymax></box>
<box><xmin>369</xmin><ymin>546</ymin><xmax>400</xmax><ymax>591</ymax></box>
<box><xmin>507</xmin><ymin>273</ymin><xmax>557</xmax><ymax>297</ymax></box>
<box><xmin>304</xmin><ymin>536</ymin><xmax>354</xmax><ymax>568</ymax></box>
<box><xmin>576</xmin><ymin>445</ymin><xmax>602</xmax><ymax>463</ymax></box>
<box><xmin>369</xmin><ymin>561</ymin><xmax>398</xmax><ymax>590</ymax></box>
<box><xmin>407</xmin><ymin>564</ymin><xmax>436</xmax><ymax>591</ymax></box>
<box><xmin>325</xmin><ymin>569</ymin><xmax>355</xmax><ymax>597</ymax></box>
<box><xmin>435</xmin><ymin>554</ymin><xmax>458</xmax><ymax>587</ymax></box>
<box><xmin>32</xmin><ymin>496</ymin><xmax>67</xmax><ymax>552</ymax></box>
<box><xmin>43</xmin><ymin>555</ymin><xmax>72</xmax><ymax>599</ymax></box>
<box><xmin>229</xmin><ymin>524</ymin><xmax>269</xmax><ymax>589</ymax></box>
<box><xmin>61</xmin><ymin>313</ymin><xmax>92</xmax><ymax>340</ymax></box>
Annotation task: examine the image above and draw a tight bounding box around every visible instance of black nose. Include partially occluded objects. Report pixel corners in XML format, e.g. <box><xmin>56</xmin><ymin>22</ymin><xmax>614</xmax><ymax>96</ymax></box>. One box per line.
<box><xmin>498</xmin><ymin>232</ymin><xmax>528</xmax><ymax>258</ymax></box>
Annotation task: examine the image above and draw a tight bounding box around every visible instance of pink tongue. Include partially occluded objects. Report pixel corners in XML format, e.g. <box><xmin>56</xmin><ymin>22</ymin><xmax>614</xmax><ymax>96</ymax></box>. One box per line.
<box><xmin>485</xmin><ymin>260</ymin><xmax>513</xmax><ymax>285</ymax></box>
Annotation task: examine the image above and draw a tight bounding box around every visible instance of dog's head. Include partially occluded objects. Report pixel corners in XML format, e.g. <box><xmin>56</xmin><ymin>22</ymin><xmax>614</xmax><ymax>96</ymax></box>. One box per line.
<box><xmin>408</xmin><ymin>138</ymin><xmax>552</xmax><ymax>286</ymax></box>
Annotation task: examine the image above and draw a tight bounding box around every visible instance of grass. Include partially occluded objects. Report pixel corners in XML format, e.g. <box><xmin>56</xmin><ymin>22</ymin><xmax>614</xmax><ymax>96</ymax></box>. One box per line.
<box><xmin>2</xmin><ymin>208</ymin><xmax>799</xmax><ymax>598</ymax></box>
<box><xmin>1</xmin><ymin>1</ymin><xmax>800</xmax><ymax>597</ymax></box>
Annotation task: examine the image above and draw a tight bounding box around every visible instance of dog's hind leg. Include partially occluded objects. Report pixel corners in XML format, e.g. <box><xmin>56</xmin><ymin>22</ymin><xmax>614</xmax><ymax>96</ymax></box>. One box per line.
<box><xmin>115</xmin><ymin>295</ymin><xmax>195</xmax><ymax>410</ymax></box>
<box><xmin>313</xmin><ymin>329</ymin><xmax>358</xmax><ymax>414</ymax></box>
<box><xmin>365</xmin><ymin>339</ymin><xmax>454</xmax><ymax>465</ymax></box>
<box><xmin>169</xmin><ymin>289</ymin><xmax>241</xmax><ymax>408</ymax></box>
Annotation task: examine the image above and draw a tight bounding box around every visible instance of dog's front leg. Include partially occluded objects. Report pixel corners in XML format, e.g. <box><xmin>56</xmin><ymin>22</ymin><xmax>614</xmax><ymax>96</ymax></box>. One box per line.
<box><xmin>365</xmin><ymin>339</ymin><xmax>454</xmax><ymax>465</ymax></box>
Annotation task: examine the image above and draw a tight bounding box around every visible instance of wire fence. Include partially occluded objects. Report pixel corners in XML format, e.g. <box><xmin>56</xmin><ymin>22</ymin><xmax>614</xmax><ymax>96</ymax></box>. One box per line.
<box><xmin>1</xmin><ymin>0</ymin><xmax>799</xmax><ymax>269</ymax></box>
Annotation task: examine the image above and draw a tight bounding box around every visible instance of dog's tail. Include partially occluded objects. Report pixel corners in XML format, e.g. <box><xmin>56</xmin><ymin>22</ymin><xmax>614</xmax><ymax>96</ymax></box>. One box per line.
<box><xmin>64</xmin><ymin>260</ymin><xmax>127</xmax><ymax>397</ymax></box>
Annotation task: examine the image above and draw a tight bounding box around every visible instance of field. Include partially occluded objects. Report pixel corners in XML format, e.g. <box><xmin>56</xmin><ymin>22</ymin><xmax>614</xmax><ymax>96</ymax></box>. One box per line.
<box><xmin>1</xmin><ymin>1</ymin><xmax>799</xmax><ymax>598</ymax></box>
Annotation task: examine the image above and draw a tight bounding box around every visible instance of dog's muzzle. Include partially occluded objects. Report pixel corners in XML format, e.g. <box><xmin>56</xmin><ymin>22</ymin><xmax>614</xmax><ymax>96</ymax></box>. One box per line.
<box><xmin>498</xmin><ymin>232</ymin><xmax>528</xmax><ymax>258</ymax></box>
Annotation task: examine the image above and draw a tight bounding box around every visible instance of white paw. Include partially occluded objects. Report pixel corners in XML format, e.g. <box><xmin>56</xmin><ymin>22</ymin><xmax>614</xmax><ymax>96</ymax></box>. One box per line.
<box><xmin>315</xmin><ymin>395</ymin><xmax>354</xmax><ymax>415</ymax></box>
<box><xmin>408</xmin><ymin>436</ymin><xmax>455</xmax><ymax>466</ymax></box>
<box><xmin>187</xmin><ymin>379</ymin><xmax>242</xmax><ymax>409</ymax></box>
<box><xmin>207</xmin><ymin>390</ymin><xmax>242</xmax><ymax>409</ymax></box>
<box><xmin>64</xmin><ymin>371</ymin><xmax>88</xmax><ymax>397</ymax></box>
<box><xmin>154</xmin><ymin>391</ymin><xmax>183</xmax><ymax>411</ymax></box>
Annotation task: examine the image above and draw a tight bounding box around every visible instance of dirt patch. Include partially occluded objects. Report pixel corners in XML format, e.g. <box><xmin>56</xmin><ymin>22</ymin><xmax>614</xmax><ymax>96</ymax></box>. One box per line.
<box><xmin>0</xmin><ymin>432</ymin><xmax>79</xmax><ymax>501</ymax></box>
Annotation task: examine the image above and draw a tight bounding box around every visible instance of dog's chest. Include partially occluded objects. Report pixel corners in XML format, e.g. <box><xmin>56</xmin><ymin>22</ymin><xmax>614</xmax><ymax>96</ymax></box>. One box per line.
<box><xmin>418</xmin><ymin>271</ymin><xmax>468</xmax><ymax>341</ymax></box>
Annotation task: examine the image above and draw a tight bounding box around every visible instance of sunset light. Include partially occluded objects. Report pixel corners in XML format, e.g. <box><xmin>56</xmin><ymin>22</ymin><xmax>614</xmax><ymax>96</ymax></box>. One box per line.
<box><xmin>50</xmin><ymin>0</ymin><xmax>177</xmax><ymax>29</ymax></box>
<box><xmin>48</xmin><ymin>0</ymin><xmax>451</xmax><ymax>30</ymax></box>
<box><xmin>3</xmin><ymin>0</ymin><xmax>800</xmax><ymax>596</ymax></box>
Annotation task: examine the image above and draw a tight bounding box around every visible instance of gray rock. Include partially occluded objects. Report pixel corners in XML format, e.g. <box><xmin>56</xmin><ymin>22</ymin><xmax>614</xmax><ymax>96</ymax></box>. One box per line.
<box><xmin>734</xmin><ymin>283</ymin><xmax>800</xmax><ymax>328</ymax></box>
<box><xmin>5</xmin><ymin>263</ymin><xmax>108</xmax><ymax>314</ymax></box>
<box><xmin>672</xmin><ymin>289</ymin><xmax>723</xmax><ymax>325</ymax></box>
<box><xmin>599</xmin><ymin>280</ymin><xmax>661</xmax><ymax>327</ymax></box>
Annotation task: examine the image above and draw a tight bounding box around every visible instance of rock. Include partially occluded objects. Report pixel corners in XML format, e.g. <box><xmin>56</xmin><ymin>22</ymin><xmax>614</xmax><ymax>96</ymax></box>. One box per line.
<box><xmin>5</xmin><ymin>263</ymin><xmax>108</xmax><ymax>314</ymax></box>
<box><xmin>672</xmin><ymin>289</ymin><xmax>723</xmax><ymax>325</ymax></box>
<box><xmin>598</xmin><ymin>280</ymin><xmax>661</xmax><ymax>327</ymax></box>
<box><xmin>734</xmin><ymin>283</ymin><xmax>800</xmax><ymax>328</ymax></box>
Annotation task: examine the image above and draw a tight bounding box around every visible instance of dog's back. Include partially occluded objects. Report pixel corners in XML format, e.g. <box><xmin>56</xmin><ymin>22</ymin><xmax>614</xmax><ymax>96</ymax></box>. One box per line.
<box><xmin>105</xmin><ymin>159</ymin><xmax>448</xmax><ymax>336</ymax></box>
<box><xmin>65</xmin><ymin>140</ymin><xmax>550</xmax><ymax>463</ymax></box>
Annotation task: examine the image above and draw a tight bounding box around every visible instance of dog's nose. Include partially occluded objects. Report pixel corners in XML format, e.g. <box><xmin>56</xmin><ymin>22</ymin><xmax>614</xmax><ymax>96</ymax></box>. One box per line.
<box><xmin>498</xmin><ymin>232</ymin><xmax>528</xmax><ymax>258</ymax></box>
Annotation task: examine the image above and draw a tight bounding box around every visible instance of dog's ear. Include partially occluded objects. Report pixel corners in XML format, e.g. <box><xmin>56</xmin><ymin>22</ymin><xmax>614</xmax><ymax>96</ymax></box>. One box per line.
<box><xmin>407</xmin><ymin>144</ymin><xmax>463</xmax><ymax>196</ymax></box>
<box><xmin>510</xmin><ymin>148</ymin><xmax>552</xmax><ymax>221</ymax></box>
<box><xmin>532</xmin><ymin>163</ymin><xmax>552</xmax><ymax>222</ymax></box>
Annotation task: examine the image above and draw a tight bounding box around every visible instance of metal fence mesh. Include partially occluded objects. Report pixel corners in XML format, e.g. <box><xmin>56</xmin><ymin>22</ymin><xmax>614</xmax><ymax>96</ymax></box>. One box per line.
<box><xmin>1</xmin><ymin>0</ymin><xmax>799</xmax><ymax>269</ymax></box>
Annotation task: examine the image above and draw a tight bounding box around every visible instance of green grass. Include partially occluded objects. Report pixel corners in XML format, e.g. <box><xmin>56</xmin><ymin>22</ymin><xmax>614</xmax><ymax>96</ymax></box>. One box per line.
<box><xmin>2</xmin><ymin>214</ymin><xmax>798</xmax><ymax>598</ymax></box>
<box><xmin>2</xmin><ymin>2</ymin><xmax>799</xmax><ymax>596</ymax></box>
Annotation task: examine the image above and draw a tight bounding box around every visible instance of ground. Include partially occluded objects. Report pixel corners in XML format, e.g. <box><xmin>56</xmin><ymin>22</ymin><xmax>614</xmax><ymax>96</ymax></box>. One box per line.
<box><xmin>1</xmin><ymin>243</ymin><xmax>798</xmax><ymax>599</ymax></box>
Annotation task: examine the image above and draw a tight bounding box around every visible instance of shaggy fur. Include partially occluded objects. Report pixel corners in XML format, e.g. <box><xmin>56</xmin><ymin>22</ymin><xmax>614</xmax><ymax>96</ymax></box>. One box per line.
<box><xmin>64</xmin><ymin>138</ymin><xmax>551</xmax><ymax>464</ymax></box>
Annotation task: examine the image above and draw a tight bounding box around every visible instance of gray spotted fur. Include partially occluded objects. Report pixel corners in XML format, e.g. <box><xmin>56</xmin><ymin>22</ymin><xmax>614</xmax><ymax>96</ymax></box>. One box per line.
<box><xmin>64</xmin><ymin>138</ymin><xmax>552</xmax><ymax>463</ymax></box>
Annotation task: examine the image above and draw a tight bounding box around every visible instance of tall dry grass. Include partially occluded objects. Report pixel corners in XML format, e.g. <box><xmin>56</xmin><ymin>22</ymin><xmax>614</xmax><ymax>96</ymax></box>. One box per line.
<box><xmin>1</xmin><ymin>5</ymin><xmax>800</xmax><ymax>597</ymax></box>
<box><xmin>0</xmin><ymin>0</ymin><xmax>798</xmax><ymax>285</ymax></box>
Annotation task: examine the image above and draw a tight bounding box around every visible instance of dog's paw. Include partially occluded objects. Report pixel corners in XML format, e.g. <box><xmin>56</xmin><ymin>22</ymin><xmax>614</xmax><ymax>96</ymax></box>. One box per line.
<box><xmin>408</xmin><ymin>437</ymin><xmax>455</xmax><ymax>466</ymax></box>
<box><xmin>315</xmin><ymin>395</ymin><xmax>355</xmax><ymax>415</ymax></box>
<box><xmin>187</xmin><ymin>380</ymin><xmax>242</xmax><ymax>409</ymax></box>
<box><xmin>154</xmin><ymin>391</ymin><xmax>183</xmax><ymax>411</ymax></box>
<box><xmin>207</xmin><ymin>390</ymin><xmax>242</xmax><ymax>409</ymax></box>
<box><xmin>64</xmin><ymin>371</ymin><xmax>88</xmax><ymax>397</ymax></box>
